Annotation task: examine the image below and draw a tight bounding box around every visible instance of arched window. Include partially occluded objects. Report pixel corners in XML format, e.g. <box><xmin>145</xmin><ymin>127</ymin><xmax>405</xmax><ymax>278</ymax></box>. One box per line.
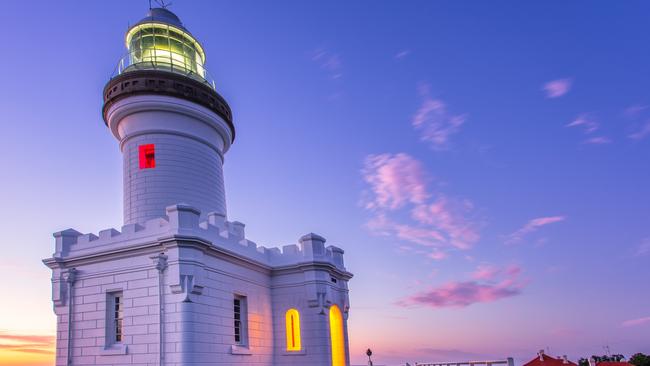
<box><xmin>285</xmin><ymin>308</ymin><xmax>301</xmax><ymax>351</ymax></box>
<box><xmin>329</xmin><ymin>305</ymin><xmax>345</xmax><ymax>366</ymax></box>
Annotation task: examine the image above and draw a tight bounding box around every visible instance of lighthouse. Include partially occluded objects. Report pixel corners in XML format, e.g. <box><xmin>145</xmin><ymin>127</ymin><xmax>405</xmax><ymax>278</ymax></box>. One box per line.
<box><xmin>103</xmin><ymin>7</ymin><xmax>234</xmax><ymax>225</ymax></box>
<box><xmin>44</xmin><ymin>7</ymin><xmax>352</xmax><ymax>366</ymax></box>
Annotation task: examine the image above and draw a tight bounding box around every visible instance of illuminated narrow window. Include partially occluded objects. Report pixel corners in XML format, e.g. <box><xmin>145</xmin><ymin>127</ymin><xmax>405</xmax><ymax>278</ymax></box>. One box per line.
<box><xmin>139</xmin><ymin>144</ymin><xmax>156</xmax><ymax>169</ymax></box>
<box><xmin>233</xmin><ymin>295</ymin><xmax>248</xmax><ymax>345</ymax></box>
<box><xmin>285</xmin><ymin>309</ymin><xmax>301</xmax><ymax>351</ymax></box>
<box><xmin>106</xmin><ymin>292</ymin><xmax>123</xmax><ymax>344</ymax></box>
<box><xmin>329</xmin><ymin>305</ymin><xmax>345</xmax><ymax>366</ymax></box>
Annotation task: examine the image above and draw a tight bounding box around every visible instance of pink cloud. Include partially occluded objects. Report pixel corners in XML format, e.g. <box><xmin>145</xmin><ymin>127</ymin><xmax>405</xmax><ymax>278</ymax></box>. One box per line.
<box><xmin>629</xmin><ymin>121</ymin><xmax>650</xmax><ymax>140</ymax></box>
<box><xmin>362</xmin><ymin>153</ymin><xmax>429</xmax><ymax>210</ymax></box>
<box><xmin>506</xmin><ymin>216</ymin><xmax>565</xmax><ymax>244</ymax></box>
<box><xmin>566</xmin><ymin>114</ymin><xmax>614</xmax><ymax>145</ymax></box>
<box><xmin>428</xmin><ymin>250</ymin><xmax>448</xmax><ymax>260</ymax></box>
<box><xmin>411</xmin><ymin>197</ymin><xmax>479</xmax><ymax>249</ymax></box>
<box><xmin>566</xmin><ymin>114</ymin><xmax>599</xmax><ymax>134</ymax></box>
<box><xmin>622</xmin><ymin>316</ymin><xmax>650</xmax><ymax>327</ymax></box>
<box><xmin>398</xmin><ymin>265</ymin><xmax>524</xmax><ymax>308</ymax></box>
<box><xmin>471</xmin><ymin>265</ymin><xmax>500</xmax><ymax>280</ymax></box>
<box><xmin>362</xmin><ymin>153</ymin><xmax>479</xmax><ymax>255</ymax></box>
<box><xmin>394</xmin><ymin>224</ymin><xmax>446</xmax><ymax>246</ymax></box>
<box><xmin>362</xmin><ymin>153</ymin><xmax>479</xmax><ymax>257</ymax></box>
<box><xmin>366</xmin><ymin>214</ymin><xmax>448</xmax><ymax>258</ymax></box>
<box><xmin>543</xmin><ymin>78</ymin><xmax>572</xmax><ymax>98</ymax></box>
<box><xmin>412</xmin><ymin>83</ymin><xmax>467</xmax><ymax>150</ymax></box>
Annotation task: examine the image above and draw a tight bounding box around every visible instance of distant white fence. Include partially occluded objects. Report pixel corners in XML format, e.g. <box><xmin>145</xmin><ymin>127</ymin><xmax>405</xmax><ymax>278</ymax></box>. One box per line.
<box><xmin>415</xmin><ymin>357</ymin><xmax>515</xmax><ymax>366</ymax></box>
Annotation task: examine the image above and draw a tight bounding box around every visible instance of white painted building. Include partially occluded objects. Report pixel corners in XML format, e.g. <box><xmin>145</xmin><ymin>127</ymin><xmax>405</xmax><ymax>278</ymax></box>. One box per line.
<box><xmin>43</xmin><ymin>7</ymin><xmax>352</xmax><ymax>366</ymax></box>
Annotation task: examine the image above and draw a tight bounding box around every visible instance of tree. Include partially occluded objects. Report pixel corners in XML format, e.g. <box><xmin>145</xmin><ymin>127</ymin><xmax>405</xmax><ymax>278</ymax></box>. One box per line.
<box><xmin>580</xmin><ymin>355</ymin><xmax>626</xmax><ymax>365</ymax></box>
<box><xmin>629</xmin><ymin>353</ymin><xmax>650</xmax><ymax>366</ymax></box>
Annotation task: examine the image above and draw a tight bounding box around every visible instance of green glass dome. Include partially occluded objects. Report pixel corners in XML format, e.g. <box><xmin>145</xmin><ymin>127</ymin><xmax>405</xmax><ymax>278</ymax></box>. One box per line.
<box><xmin>116</xmin><ymin>8</ymin><xmax>213</xmax><ymax>87</ymax></box>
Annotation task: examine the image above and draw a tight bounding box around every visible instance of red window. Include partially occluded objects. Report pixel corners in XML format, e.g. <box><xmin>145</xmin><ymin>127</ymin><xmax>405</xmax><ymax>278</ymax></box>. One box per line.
<box><xmin>139</xmin><ymin>144</ymin><xmax>156</xmax><ymax>169</ymax></box>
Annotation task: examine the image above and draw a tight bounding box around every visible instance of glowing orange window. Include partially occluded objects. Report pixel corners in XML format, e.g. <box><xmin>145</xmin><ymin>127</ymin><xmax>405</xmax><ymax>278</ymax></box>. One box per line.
<box><xmin>139</xmin><ymin>144</ymin><xmax>156</xmax><ymax>169</ymax></box>
<box><xmin>285</xmin><ymin>309</ymin><xmax>301</xmax><ymax>351</ymax></box>
<box><xmin>329</xmin><ymin>305</ymin><xmax>345</xmax><ymax>366</ymax></box>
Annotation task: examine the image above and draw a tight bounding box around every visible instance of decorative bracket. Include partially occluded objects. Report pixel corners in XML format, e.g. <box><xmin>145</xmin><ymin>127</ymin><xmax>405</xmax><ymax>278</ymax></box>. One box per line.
<box><xmin>170</xmin><ymin>274</ymin><xmax>203</xmax><ymax>302</ymax></box>
<box><xmin>308</xmin><ymin>291</ymin><xmax>330</xmax><ymax>315</ymax></box>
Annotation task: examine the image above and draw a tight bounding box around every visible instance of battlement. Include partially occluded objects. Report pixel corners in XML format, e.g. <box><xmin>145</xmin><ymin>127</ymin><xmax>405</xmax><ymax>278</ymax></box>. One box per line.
<box><xmin>51</xmin><ymin>204</ymin><xmax>347</xmax><ymax>271</ymax></box>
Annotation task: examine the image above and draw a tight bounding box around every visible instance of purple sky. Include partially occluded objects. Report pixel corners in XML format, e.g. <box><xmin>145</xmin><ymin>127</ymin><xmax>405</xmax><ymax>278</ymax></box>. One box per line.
<box><xmin>0</xmin><ymin>1</ymin><xmax>649</xmax><ymax>365</ymax></box>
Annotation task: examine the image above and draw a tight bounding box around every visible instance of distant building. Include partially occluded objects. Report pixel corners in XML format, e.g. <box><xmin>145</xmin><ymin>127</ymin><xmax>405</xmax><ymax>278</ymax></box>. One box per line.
<box><xmin>590</xmin><ymin>360</ymin><xmax>634</xmax><ymax>366</ymax></box>
<box><xmin>43</xmin><ymin>6</ymin><xmax>352</xmax><ymax>366</ymax></box>
<box><xmin>524</xmin><ymin>350</ymin><xmax>577</xmax><ymax>366</ymax></box>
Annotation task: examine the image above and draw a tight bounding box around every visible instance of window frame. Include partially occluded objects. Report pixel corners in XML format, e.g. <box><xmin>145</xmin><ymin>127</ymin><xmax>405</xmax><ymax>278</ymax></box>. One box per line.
<box><xmin>106</xmin><ymin>291</ymin><xmax>124</xmax><ymax>346</ymax></box>
<box><xmin>233</xmin><ymin>294</ymin><xmax>248</xmax><ymax>346</ymax></box>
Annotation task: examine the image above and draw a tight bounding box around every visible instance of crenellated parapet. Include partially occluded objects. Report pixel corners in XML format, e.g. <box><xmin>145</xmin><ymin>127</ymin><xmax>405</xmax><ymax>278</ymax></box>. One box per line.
<box><xmin>47</xmin><ymin>204</ymin><xmax>348</xmax><ymax>272</ymax></box>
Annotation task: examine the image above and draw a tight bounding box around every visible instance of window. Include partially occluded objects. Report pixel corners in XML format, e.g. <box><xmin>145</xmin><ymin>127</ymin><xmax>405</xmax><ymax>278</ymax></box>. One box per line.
<box><xmin>233</xmin><ymin>295</ymin><xmax>248</xmax><ymax>345</ymax></box>
<box><xmin>126</xmin><ymin>23</ymin><xmax>206</xmax><ymax>75</ymax></box>
<box><xmin>139</xmin><ymin>144</ymin><xmax>155</xmax><ymax>169</ymax></box>
<box><xmin>329</xmin><ymin>305</ymin><xmax>345</xmax><ymax>366</ymax></box>
<box><xmin>285</xmin><ymin>309</ymin><xmax>302</xmax><ymax>351</ymax></box>
<box><xmin>107</xmin><ymin>292</ymin><xmax>124</xmax><ymax>344</ymax></box>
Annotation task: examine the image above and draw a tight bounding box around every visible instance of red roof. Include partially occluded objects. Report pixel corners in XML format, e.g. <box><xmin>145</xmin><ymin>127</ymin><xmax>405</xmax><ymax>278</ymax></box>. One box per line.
<box><xmin>598</xmin><ymin>362</ymin><xmax>634</xmax><ymax>366</ymax></box>
<box><xmin>523</xmin><ymin>354</ymin><xmax>578</xmax><ymax>366</ymax></box>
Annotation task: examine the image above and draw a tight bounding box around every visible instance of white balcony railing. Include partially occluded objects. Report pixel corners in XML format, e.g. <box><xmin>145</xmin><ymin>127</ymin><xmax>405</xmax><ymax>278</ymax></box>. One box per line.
<box><xmin>415</xmin><ymin>357</ymin><xmax>515</xmax><ymax>366</ymax></box>
<box><xmin>109</xmin><ymin>49</ymin><xmax>217</xmax><ymax>90</ymax></box>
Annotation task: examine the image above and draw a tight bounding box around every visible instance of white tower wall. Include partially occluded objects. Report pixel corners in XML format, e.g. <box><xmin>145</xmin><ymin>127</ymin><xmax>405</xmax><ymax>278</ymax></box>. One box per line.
<box><xmin>105</xmin><ymin>95</ymin><xmax>233</xmax><ymax>224</ymax></box>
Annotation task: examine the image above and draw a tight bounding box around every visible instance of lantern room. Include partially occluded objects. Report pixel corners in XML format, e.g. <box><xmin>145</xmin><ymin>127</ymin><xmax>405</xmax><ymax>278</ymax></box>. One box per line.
<box><xmin>117</xmin><ymin>7</ymin><xmax>212</xmax><ymax>86</ymax></box>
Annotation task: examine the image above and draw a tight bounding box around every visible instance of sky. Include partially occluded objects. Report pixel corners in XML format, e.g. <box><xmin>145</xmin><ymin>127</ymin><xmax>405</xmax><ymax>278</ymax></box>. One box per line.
<box><xmin>0</xmin><ymin>1</ymin><xmax>649</xmax><ymax>365</ymax></box>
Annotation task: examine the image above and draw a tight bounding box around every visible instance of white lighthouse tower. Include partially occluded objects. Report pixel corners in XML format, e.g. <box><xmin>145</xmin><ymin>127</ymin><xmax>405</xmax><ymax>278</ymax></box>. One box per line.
<box><xmin>103</xmin><ymin>7</ymin><xmax>234</xmax><ymax>225</ymax></box>
<box><xmin>44</xmin><ymin>7</ymin><xmax>352</xmax><ymax>366</ymax></box>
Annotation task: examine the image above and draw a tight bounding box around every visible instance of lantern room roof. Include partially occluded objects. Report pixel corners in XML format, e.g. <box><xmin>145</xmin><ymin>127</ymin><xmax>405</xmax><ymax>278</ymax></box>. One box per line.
<box><xmin>133</xmin><ymin>7</ymin><xmax>188</xmax><ymax>32</ymax></box>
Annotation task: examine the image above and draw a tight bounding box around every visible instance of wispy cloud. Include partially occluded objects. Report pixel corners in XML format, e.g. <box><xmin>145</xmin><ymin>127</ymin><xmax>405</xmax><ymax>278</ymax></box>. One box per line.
<box><xmin>471</xmin><ymin>264</ymin><xmax>501</xmax><ymax>280</ymax></box>
<box><xmin>311</xmin><ymin>48</ymin><xmax>342</xmax><ymax>80</ymax></box>
<box><xmin>410</xmin><ymin>198</ymin><xmax>479</xmax><ymax>250</ymax></box>
<box><xmin>567</xmin><ymin>114</ymin><xmax>599</xmax><ymax>134</ymax></box>
<box><xmin>566</xmin><ymin>114</ymin><xmax>612</xmax><ymax>144</ymax></box>
<box><xmin>412</xmin><ymin>83</ymin><xmax>467</xmax><ymax>150</ymax></box>
<box><xmin>624</xmin><ymin>105</ymin><xmax>648</xmax><ymax>119</ymax></box>
<box><xmin>0</xmin><ymin>332</ymin><xmax>55</xmax><ymax>355</ymax></box>
<box><xmin>506</xmin><ymin>216</ymin><xmax>565</xmax><ymax>245</ymax></box>
<box><xmin>395</xmin><ymin>49</ymin><xmax>411</xmax><ymax>59</ymax></box>
<box><xmin>628</xmin><ymin>121</ymin><xmax>650</xmax><ymax>140</ymax></box>
<box><xmin>362</xmin><ymin>153</ymin><xmax>479</xmax><ymax>256</ymax></box>
<box><xmin>398</xmin><ymin>264</ymin><xmax>524</xmax><ymax>308</ymax></box>
<box><xmin>622</xmin><ymin>316</ymin><xmax>650</xmax><ymax>327</ymax></box>
<box><xmin>542</xmin><ymin>78</ymin><xmax>572</xmax><ymax>98</ymax></box>
<box><xmin>584</xmin><ymin>136</ymin><xmax>612</xmax><ymax>145</ymax></box>
<box><xmin>362</xmin><ymin>153</ymin><xmax>429</xmax><ymax>210</ymax></box>
<box><xmin>636</xmin><ymin>238</ymin><xmax>650</xmax><ymax>256</ymax></box>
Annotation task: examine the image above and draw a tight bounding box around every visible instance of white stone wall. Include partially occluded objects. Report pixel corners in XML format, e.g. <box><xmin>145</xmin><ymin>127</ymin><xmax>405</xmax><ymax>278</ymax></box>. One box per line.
<box><xmin>122</xmin><ymin>132</ymin><xmax>226</xmax><ymax>224</ymax></box>
<box><xmin>52</xmin><ymin>256</ymin><xmax>164</xmax><ymax>366</ymax></box>
<box><xmin>45</xmin><ymin>205</ymin><xmax>352</xmax><ymax>366</ymax></box>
